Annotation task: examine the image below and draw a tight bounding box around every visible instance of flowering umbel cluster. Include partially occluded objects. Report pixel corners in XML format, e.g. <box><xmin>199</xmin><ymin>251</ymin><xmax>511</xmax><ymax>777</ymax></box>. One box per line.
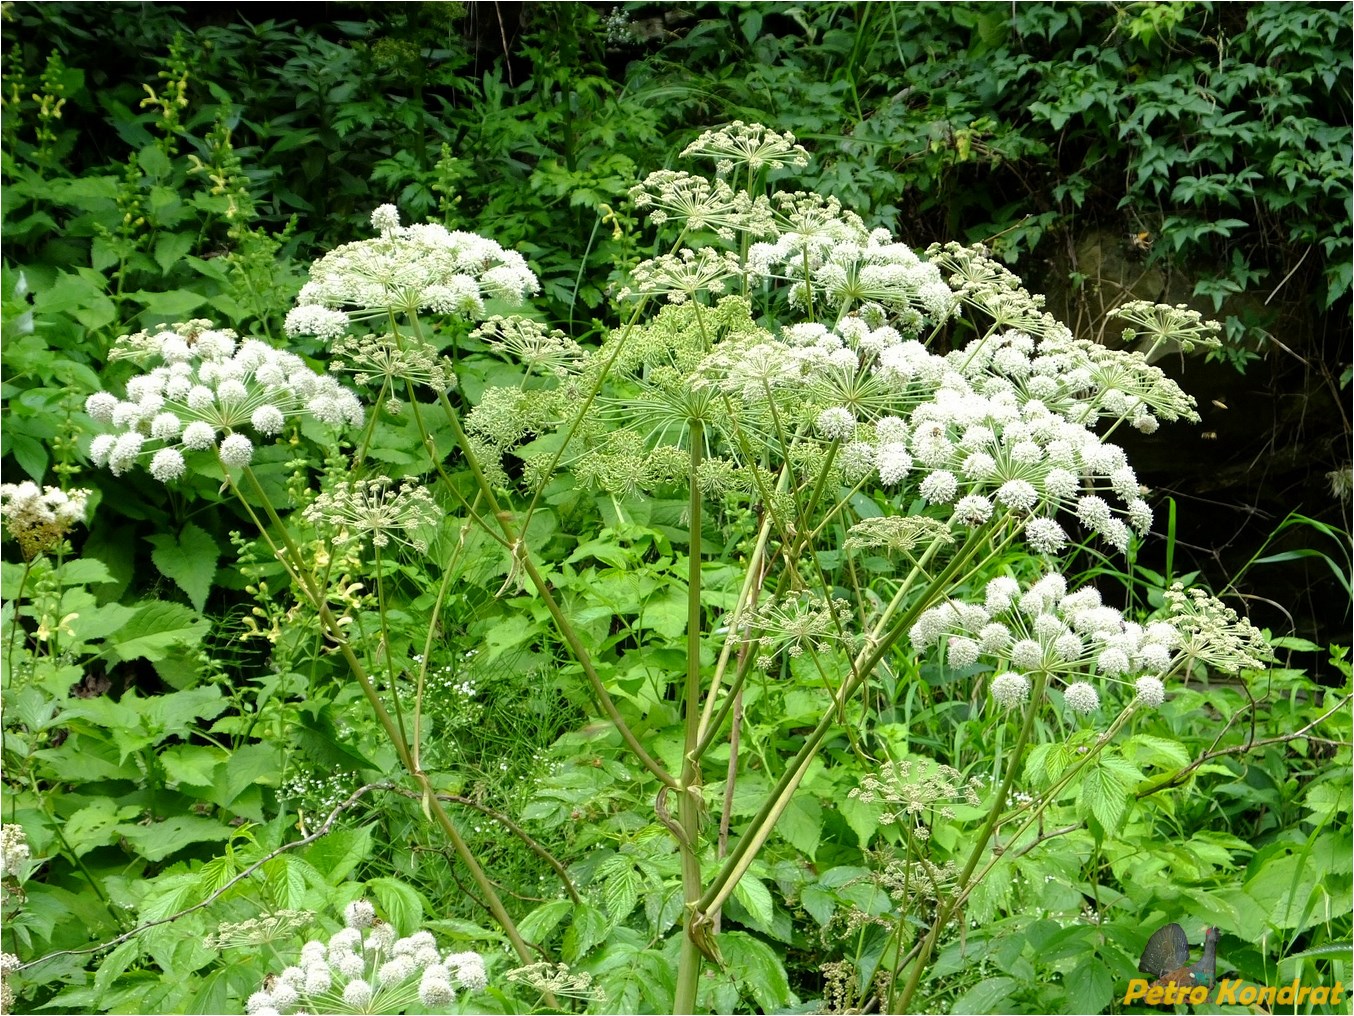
<box><xmin>0</xmin><ymin>483</ymin><xmax>90</xmax><ymax>559</ymax></box>
<box><xmin>910</xmin><ymin>573</ymin><xmax>1185</xmax><ymax>714</ymax></box>
<box><xmin>244</xmin><ymin>900</ymin><xmax>488</xmax><ymax>1015</ymax></box>
<box><xmin>284</xmin><ymin>204</ymin><xmax>539</xmax><ymax>339</ymax></box>
<box><xmin>85</xmin><ymin>319</ymin><xmax>362</xmax><ymax>481</ymax></box>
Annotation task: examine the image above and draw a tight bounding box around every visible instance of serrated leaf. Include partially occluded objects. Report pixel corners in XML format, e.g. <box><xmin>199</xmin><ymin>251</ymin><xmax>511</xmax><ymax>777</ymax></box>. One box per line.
<box><xmin>161</xmin><ymin>744</ymin><xmax>226</xmax><ymax>787</ymax></box>
<box><xmin>732</xmin><ymin>872</ymin><xmax>775</xmax><ymax>932</ymax></box>
<box><xmin>368</xmin><ymin>876</ymin><xmax>424</xmax><ymax>935</ymax></box>
<box><xmin>153</xmin><ymin>232</ymin><xmax>195</xmax><ymax>275</ymax></box>
<box><xmin>518</xmin><ymin>899</ymin><xmax>572</xmax><ymax>943</ymax></box>
<box><xmin>1065</xmin><ymin>957</ymin><xmax>1114</xmax><ymax>1014</ymax></box>
<box><xmin>105</xmin><ymin>601</ymin><xmax>209</xmax><ymax>663</ymax></box>
<box><xmin>305</xmin><ymin>825</ymin><xmax>375</xmax><ymax>883</ymax></box>
<box><xmin>148</xmin><ymin>524</ymin><xmax>219</xmax><ymax>613</ymax></box>
<box><xmin>719</xmin><ymin>931</ymin><xmax>792</xmax><ymax>1012</ymax></box>
<box><xmin>603</xmin><ymin>865</ymin><xmax>641</xmax><ymax>923</ymax></box>
<box><xmin>800</xmin><ymin>885</ymin><xmax>836</xmax><ymax>927</ymax></box>
<box><xmin>116</xmin><ymin>815</ymin><xmax>234</xmax><ymax>862</ymax></box>
<box><xmin>778</xmin><ymin>795</ymin><xmax>822</xmax><ymax>860</ymax></box>
<box><xmin>65</xmin><ymin>800</ymin><xmax>140</xmax><ymax>855</ymax></box>
<box><xmin>1079</xmin><ymin>761</ymin><xmax>1129</xmax><ymax>833</ymax></box>
<box><xmin>562</xmin><ymin>902</ymin><xmax>610</xmax><ymax>962</ymax></box>
<box><xmin>57</xmin><ymin>559</ymin><xmax>114</xmax><ymax>586</ymax></box>
<box><xmin>952</xmin><ymin>976</ymin><xmax>1017</xmax><ymax>1015</ymax></box>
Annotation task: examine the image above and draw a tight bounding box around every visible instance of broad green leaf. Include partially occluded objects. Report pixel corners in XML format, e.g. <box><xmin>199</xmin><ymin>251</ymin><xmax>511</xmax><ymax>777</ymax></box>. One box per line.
<box><xmin>731</xmin><ymin>872</ymin><xmax>775</xmax><ymax>932</ymax></box>
<box><xmin>800</xmin><ymin>885</ymin><xmax>836</xmax><ymax>927</ymax></box>
<box><xmin>116</xmin><ymin>815</ymin><xmax>234</xmax><ymax>861</ymax></box>
<box><xmin>719</xmin><ymin>931</ymin><xmax>792</xmax><ymax>1012</ymax></box>
<box><xmin>305</xmin><ymin>825</ymin><xmax>375</xmax><ymax>884</ymax></box>
<box><xmin>153</xmin><ymin>231</ymin><xmax>196</xmax><ymax>275</ymax></box>
<box><xmin>952</xmin><ymin>976</ymin><xmax>1017</xmax><ymax>1015</ymax></box>
<box><xmin>1065</xmin><ymin>957</ymin><xmax>1114</xmax><ymax>1014</ymax></box>
<box><xmin>603</xmin><ymin>864</ymin><xmax>641</xmax><ymax>923</ymax></box>
<box><xmin>105</xmin><ymin>601</ymin><xmax>209</xmax><ymax>663</ymax></box>
<box><xmin>161</xmin><ymin>744</ymin><xmax>226</xmax><ymax>787</ymax></box>
<box><xmin>148</xmin><ymin>523</ymin><xmax>219</xmax><ymax>613</ymax></box>
<box><xmin>368</xmin><ymin>876</ymin><xmax>425</xmax><ymax>935</ymax></box>
<box><xmin>778</xmin><ymin>795</ymin><xmax>822</xmax><ymax>860</ymax></box>
<box><xmin>562</xmin><ymin>902</ymin><xmax>610</xmax><ymax>962</ymax></box>
<box><xmin>518</xmin><ymin>898</ymin><xmax>572</xmax><ymax>943</ymax></box>
<box><xmin>65</xmin><ymin>800</ymin><xmax>140</xmax><ymax>855</ymax></box>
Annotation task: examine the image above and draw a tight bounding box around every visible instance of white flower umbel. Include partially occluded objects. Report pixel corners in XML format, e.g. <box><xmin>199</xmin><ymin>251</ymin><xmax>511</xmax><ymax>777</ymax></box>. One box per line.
<box><xmin>86</xmin><ymin>319</ymin><xmax>363</xmax><ymax>482</ymax></box>
<box><xmin>680</xmin><ymin>120</ymin><xmax>810</xmax><ymax>175</ymax></box>
<box><xmin>248</xmin><ymin>902</ymin><xmax>490</xmax><ymax>1015</ymax></box>
<box><xmin>0</xmin><ymin>482</ymin><xmax>91</xmax><ymax>558</ymax></box>
<box><xmin>303</xmin><ymin>477</ymin><xmax>439</xmax><ymax>553</ymax></box>
<box><xmin>910</xmin><ymin>572</ymin><xmax>1182</xmax><ymax>710</ymax></box>
<box><xmin>285</xmin><ymin>206</ymin><xmax>539</xmax><ymax>338</ymax></box>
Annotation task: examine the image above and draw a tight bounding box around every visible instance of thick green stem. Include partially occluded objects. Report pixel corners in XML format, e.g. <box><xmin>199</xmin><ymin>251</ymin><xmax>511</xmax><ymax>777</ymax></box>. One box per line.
<box><xmin>696</xmin><ymin>530</ymin><xmax>988</xmax><ymax>920</ymax></box>
<box><xmin>674</xmin><ymin>425</ymin><xmax>706</xmax><ymax>1014</ymax></box>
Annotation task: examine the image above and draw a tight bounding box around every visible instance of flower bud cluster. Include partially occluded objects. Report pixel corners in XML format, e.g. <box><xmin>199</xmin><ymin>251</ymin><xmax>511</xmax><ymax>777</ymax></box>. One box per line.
<box><xmin>85</xmin><ymin>320</ymin><xmax>362</xmax><ymax>482</ymax></box>
<box><xmin>285</xmin><ymin>205</ymin><xmax>539</xmax><ymax>338</ymax></box>
<box><xmin>245</xmin><ymin>901</ymin><xmax>488</xmax><ymax>1015</ymax></box>
<box><xmin>0</xmin><ymin>483</ymin><xmax>90</xmax><ymax>558</ymax></box>
<box><xmin>910</xmin><ymin>573</ymin><xmax>1182</xmax><ymax>713</ymax></box>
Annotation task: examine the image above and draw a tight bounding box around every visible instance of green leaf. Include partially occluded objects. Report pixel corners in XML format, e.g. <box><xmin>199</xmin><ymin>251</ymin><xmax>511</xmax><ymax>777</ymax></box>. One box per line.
<box><xmin>952</xmin><ymin>976</ymin><xmax>1017</xmax><ymax>1015</ymax></box>
<box><xmin>116</xmin><ymin>815</ymin><xmax>234</xmax><ymax>861</ymax></box>
<box><xmin>161</xmin><ymin>744</ymin><xmax>226</xmax><ymax>787</ymax></box>
<box><xmin>562</xmin><ymin>902</ymin><xmax>610</xmax><ymax>961</ymax></box>
<box><xmin>731</xmin><ymin>872</ymin><xmax>775</xmax><ymax>932</ymax></box>
<box><xmin>368</xmin><ymin>876</ymin><xmax>425</xmax><ymax>935</ymax></box>
<box><xmin>1064</xmin><ymin>958</ymin><xmax>1114</xmax><ymax>1014</ymax></box>
<box><xmin>518</xmin><ymin>899</ymin><xmax>572</xmax><ymax>943</ymax></box>
<box><xmin>153</xmin><ymin>232</ymin><xmax>196</xmax><ymax>275</ymax></box>
<box><xmin>777</xmin><ymin>795</ymin><xmax>822</xmax><ymax>860</ymax></box>
<box><xmin>148</xmin><ymin>523</ymin><xmax>219</xmax><ymax>613</ymax></box>
<box><xmin>719</xmin><ymin>931</ymin><xmax>791</xmax><ymax>1012</ymax></box>
<box><xmin>800</xmin><ymin>885</ymin><xmax>836</xmax><ymax>927</ymax></box>
<box><xmin>305</xmin><ymin>825</ymin><xmax>375</xmax><ymax>884</ymax></box>
<box><xmin>602</xmin><ymin>863</ymin><xmax>641</xmax><ymax>923</ymax></box>
<box><xmin>105</xmin><ymin>601</ymin><xmax>209</xmax><ymax>663</ymax></box>
<box><xmin>65</xmin><ymin>800</ymin><xmax>141</xmax><ymax>855</ymax></box>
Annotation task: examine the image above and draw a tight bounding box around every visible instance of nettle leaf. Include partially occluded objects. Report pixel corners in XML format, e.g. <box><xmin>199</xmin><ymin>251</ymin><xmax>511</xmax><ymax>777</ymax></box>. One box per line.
<box><xmin>368</xmin><ymin>876</ymin><xmax>425</xmax><ymax>936</ymax></box>
<box><xmin>104</xmin><ymin>601</ymin><xmax>210</xmax><ymax>664</ymax></box>
<box><xmin>601</xmin><ymin>860</ymin><xmax>642</xmax><ymax>923</ymax></box>
<box><xmin>562</xmin><ymin>902</ymin><xmax>611</xmax><ymax>962</ymax></box>
<box><xmin>147</xmin><ymin>523</ymin><xmax>220</xmax><ymax>613</ymax></box>
<box><xmin>518</xmin><ymin>898</ymin><xmax>572</xmax><ymax>943</ymax></box>
<box><xmin>305</xmin><ymin>824</ymin><xmax>375</xmax><ymax>884</ymax></box>
<box><xmin>777</xmin><ymin>795</ymin><xmax>822</xmax><ymax>860</ymax></box>
<box><xmin>731</xmin><ymin>872</ymin><xmax>775</xmax><ymax>932</ymax></box>
<box><xmin>719</xmin><ymin>930</ymin><xmax>792</xmax><ymax>1012</ymax></box>
<box><xmin>1078</xmin><ymin>760</ymin><xmax>1131</xmax><ymax>833</ymax></box>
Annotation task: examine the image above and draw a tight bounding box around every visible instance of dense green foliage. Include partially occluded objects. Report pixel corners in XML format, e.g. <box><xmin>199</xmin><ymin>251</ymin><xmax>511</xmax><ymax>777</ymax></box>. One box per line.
<box><xmin>1</xmin><ymin>4</ymin><xmax>1350</xmax><ymax>1015</ymax></box>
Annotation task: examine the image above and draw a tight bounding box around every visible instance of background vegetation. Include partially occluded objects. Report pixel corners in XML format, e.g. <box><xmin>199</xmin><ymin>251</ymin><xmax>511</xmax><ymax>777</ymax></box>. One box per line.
<box><xmin>2</xmin><ymin>2</ymin><xmax>1350</xmax><ymax>1014</ymax></box>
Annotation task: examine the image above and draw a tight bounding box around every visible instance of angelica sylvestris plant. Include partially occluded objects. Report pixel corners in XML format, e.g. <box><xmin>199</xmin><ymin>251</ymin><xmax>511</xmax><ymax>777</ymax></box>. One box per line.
<box><xmin>73</xmin><ymin>123</ymin><xmax>1269</xmax><ymax>1015</ymax></box>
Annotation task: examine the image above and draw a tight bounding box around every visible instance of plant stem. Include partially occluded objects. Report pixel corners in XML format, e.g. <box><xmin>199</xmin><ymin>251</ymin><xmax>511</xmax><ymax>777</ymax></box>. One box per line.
<box><xmin>674</xmin><ymin>423</ymin><xmax>706</xmax><ymax>1015</ymax></box>
<box><xmin>233</xmin><ymin>466</ymin><xmax>544</xmax><ymax>977</ymax></box>
<box><xmin>892</xmin><ymin>670</ymin><xmax>1050</xmax><ymax>1013</ymax></box>
<box><xmin>436</xmin><ymin>394</ymin><xmax>678</xmax><ymax>789</ymax></box>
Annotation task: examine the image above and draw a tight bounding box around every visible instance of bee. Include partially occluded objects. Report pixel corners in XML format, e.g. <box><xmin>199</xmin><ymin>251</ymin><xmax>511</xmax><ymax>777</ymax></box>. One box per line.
<box><xmin>1201</xmin><ymin>431</ymin><xmax>1218</xmax><ymax>440</ymax></box>
<box><xmin>1129</xmin><ymin>231</ymin><xmax>1154</xmax><ymax>254</ymax></box>
<box><xmin>1211</xmin><ymin>398</ymin><xmax>1228</xmax><ymax>411</ymax></box>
